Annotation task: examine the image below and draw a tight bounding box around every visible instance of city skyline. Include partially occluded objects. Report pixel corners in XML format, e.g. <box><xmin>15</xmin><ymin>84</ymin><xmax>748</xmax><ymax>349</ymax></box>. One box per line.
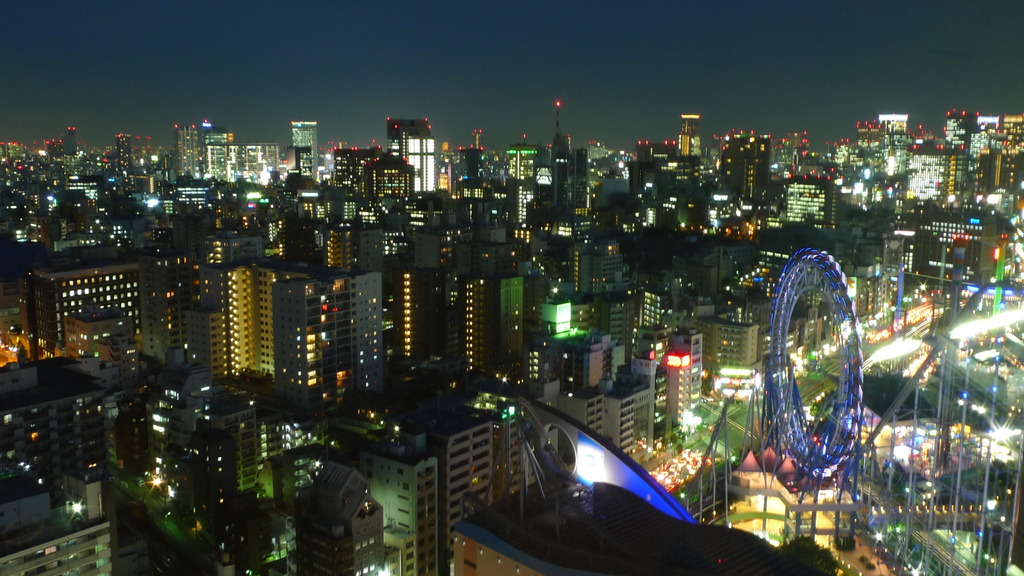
<box><xmin>7</xmin><ymin>1</ymin><xmax>1024</xmax><ymax>149</ymax></box>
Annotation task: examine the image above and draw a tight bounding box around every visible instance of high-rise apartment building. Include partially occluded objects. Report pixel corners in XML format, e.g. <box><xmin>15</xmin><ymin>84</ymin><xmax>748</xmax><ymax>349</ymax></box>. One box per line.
<box><xmin>203</xmin><ymin>230</ymin><xmax>265</xmax><ymax>264</ymax></box>
<box><xmin>0</xmin><ymin>472</ymin><xmax>113</xmax><ymax>576</ymax></box>
<box><xmin>460</xmin><ymin>274</ymin><xmax>523</xmax><ymax>378</ymax></box>
<box><xmin>573</xmin><ymin>237</ymin><xmax>623</xmax><ymax>294</ymax></box>
<box><xmin>115</xmin><ymin>132</ymin><xmax>133</xmax><ymax>175</ymax></box>
<box><xmin>295</xmin><ymin>463</ymin><xmax>384</xmax><ymax>576</ymax></box>
<box><xmin>360</xmin><ymin>437</ymin><xmax>440</xmax><ymax>576</ymax></box>
<box><xmin>273</xmin><ymin>270</ymin><xmax>384</xmax><ymax>413</ymax></box>
<box><xmin>324</xmin><ymin>225</ymin><xmax>385</xmax><ymax>273</ymax></box>
<box><xmin>139</xmin><ymin>249</ymin><xmax>198</xmax><ymax>361</ymax></box>
<box><xmin>393</xmin><ymin>407</ymin><xmax>494</xmax><ymax>563</ymax></box>
<box><xmin>0</xmin><ymin>360</ymin><xmax>110</xmax><ymax>500</ymax></box>
<box><xmin>387</xmin><ymin>118</ymin><xmax>436</xmax><ymax>193</ymax></box>
<box><xmin>395</xmin><ymin>266</ymin><xmax>449</xmax><ymax>361</ymax></box>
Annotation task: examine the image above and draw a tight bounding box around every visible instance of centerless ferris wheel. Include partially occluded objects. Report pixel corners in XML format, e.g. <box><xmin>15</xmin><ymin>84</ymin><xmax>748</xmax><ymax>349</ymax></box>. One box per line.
<box><xmin>761</xmin><ymin>248</ymin><xmax>865</xmax><ymax>498</ymax></box>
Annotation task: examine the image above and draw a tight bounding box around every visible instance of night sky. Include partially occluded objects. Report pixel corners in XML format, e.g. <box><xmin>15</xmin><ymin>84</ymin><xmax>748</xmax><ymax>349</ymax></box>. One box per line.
<box><xmin>6</xmin><ymin>1</ymin><xmax>1024</xmax><ymax>151</ymax></box>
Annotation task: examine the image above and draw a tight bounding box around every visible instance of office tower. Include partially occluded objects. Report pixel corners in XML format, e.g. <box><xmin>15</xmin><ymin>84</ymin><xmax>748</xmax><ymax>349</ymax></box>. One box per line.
<box><xmin>273</xmin><ymin>270</ymin><xmax>384</xmax><ymax>412</ymax></box>
<box><xmin>387</xmin><ymin>118</ymin><xmax>436</xmax><ymax>193</ymax></box>
<box><xmin>719</xmin><ymin>133</ymin><xmax>771</xmax><ymax>200</ymax></box>
<box><xmin>507</xmin><ymin>143</ymin><xmax>538</xmax><ymax>224</ymax></box>
<box><xmin>460</xmin><ymin>146</ymin><xmax>483</xmax><ymax>181</ymax></box>
<box><xmin>63</xmin><ymin>126</ymin><xmax>78</xmax><ymax>158</ymax></box>
<box><xmin>1004</xmin><ymin>113</ymin><xmax>1024</xmax><ymax>151</ymax></box>
<box><xmin>66</xmin><ymin>175</ymin><xmax>104</xmax><ymax>203</ymax></box>
<box><xmin>460</xmin><ymin>273</ymin><xmax>523</xmax><ymax>378</ymax></box>
<box><xmin>204</xmin><ymin>141</ymin><xmax>279</xmax><ymax>182</ymax></box>
<box><xmin>324</xmin><ymin>225</ymin><xmax>385</xmax><ymax>273</ymax></box>
<box><xmin>395</xmin><ymin>266</ymin><xmax>448</xmax><ymax>361</ymax></box>
<box><xmin>368</xmin><ymin>154</ymin><xmax>415</xmax><ymax>201</ymax></box>
<box><xmin>573</xmin><ymin>237</ymin><xmax>623</xmax><ymax>294</ymax></box>
<box><xmin>173</xmin><ymin>123</ymin><xmax>202</xmax><ymax>178</ymax></box>
<box><xmin>0</xmin><ymin>360</ymin><xmax>110</xmax><ymax>499</ymax></box>
<box><xmin>295</xmin><ymin>463</ymin><xmax>385</xmax><ymax>576</ymax></box>
<box><xmin>782</xmin><ymin>175</ymin><xmax>838</xmax><ymax>228</ymax></box>
<box><xmin>332</xmin><ymin>147</ymin><xmax>384</xmax><ymax>196</ymax></box>
<box><xmin>945</xmin><ymin>109</ymin><xmax>980</xmax><ymax>150</ymax></box>
<box><xmin>0</xmin><ymin>472</ymin><xmax>113</xmax><ymax>576</ymax></box>
<box><xmin>906</xmin><ymin>141</ymin><xmax>971</xmax><ymax>203</ymax></box>
<box><xmin>139</xmin><ymin>249</ymin><xmax>199</xmax><ymax>361</ymax></box>
<box><xmin>679</xmin><ymin>113</ymin><xmax>701</xmax><ymax>156</ymax></box>
<box><xmin>291</xmin><ymin>120</ymin><xmax>318</xmax><ymax>178</ymax></box>
<box><xmin>360</xmin><ymin>436</ymin><xmax>440</xmax><ymax>576</ymax></box>
<box><xmin>115</xmin><ymin>132</ymin><xmax>132</xmax><ymax>175</ymax></box>
<box><xmin>22</xmin><ymin>262</ymin><xmax>140</xmax><ymax>359</ymax></box>
<box><xmin>899</xmin><ymin>203</ymin><xmax>1008</xmax><ymax>283</ymax></box>
<box><xmin>879</xmin><ymin>113</ymin><xmax>911</xmax><ymax>175</ymax></box>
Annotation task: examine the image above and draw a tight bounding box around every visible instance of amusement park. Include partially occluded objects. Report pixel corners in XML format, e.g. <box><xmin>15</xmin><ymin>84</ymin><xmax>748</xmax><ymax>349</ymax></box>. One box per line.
<box><xmin>652</xmin><ymin>246</ymin><xmax>1024</xmax><ymax>575</ymax></box>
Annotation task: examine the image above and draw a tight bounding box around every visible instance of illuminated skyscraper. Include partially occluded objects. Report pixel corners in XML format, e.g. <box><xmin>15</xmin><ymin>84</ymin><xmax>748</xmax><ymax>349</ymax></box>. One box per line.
<box><xmin>291</xmin><ymin>120</ymin><xmax>318</xmax><ymax>178</ymax></box>
<box><xmin>1004</xmin><ymin>113</ymin><xmax>1024</xmax><ymax>151</ymax></box>
<box><xmin>332</xmin><ymin>147</ymin><xmax>384</xmax><ymax>197</ymax></box>
<box><xmin>173</xmin><ymin>123</ymin><xmax>202</xmax><ymax>178</ymax></box>
<box><xmin>507</xmin><ymin>143</ymin><xmax>538</xmax><ymax>224</ymax></box>
<box><xmin>782</xmin><ymin>175</ymin><xmax>838</xmax><ymax>228</ymax></box>
<box><xmin>878</xmin><ymin>113</ymin><xmax>910</xmax><ymax>175</ymax></box>
<box><xmin>944</xmin><ymin>109</ymin><xmax>979</xmax><ymax>151</ymax></box>
<box><xmin>387</xmin><ymin>118</ymin><xmax>436</xmax><ymax>193</ymax></box>
<box><xmin>679</xmin><ymin>114</ymin><xmax>701</xmax><ymax>156</ymax></box>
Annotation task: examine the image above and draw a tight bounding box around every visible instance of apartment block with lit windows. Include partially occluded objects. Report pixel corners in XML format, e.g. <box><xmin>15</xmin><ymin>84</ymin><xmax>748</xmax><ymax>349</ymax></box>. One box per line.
<box><xmin>395</xmin><ymin>266</ymin><xmax>449</xmax><ymax>362</ymax></box>
<box><xmin>360</xmin><ymin>436</ymin><xmax>440</xmax><ymax>576</ymax></box>
<box><xmin>138</xmin><ymin>249</ymin><xmax>198</xmax><ymax>361</ymax></box>
<box><xmin>0</xmin><ymin>359</ymin><xmax>110</xmax><ymax>502</ymax></box>
<box><xmin>272</xmin><ymin>269</ymin><xmax>384</xmax><ymax>414</ymax></box>
<box><xmin>187</xmin><ymin>260</ymin><xmax>311</xmax><ymax>378</ymax></box>
<box><xmin>459</xmin><ymin>274</ymin><xmax>523</xmax><ymax>378</ymax></box>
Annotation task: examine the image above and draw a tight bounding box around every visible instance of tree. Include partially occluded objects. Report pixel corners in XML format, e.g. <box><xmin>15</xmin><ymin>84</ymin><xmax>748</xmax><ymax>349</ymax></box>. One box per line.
<box><xmin>779</xmin><ymin>536</ymin><xmax>841</xmax><ymax>575</ymax></box>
